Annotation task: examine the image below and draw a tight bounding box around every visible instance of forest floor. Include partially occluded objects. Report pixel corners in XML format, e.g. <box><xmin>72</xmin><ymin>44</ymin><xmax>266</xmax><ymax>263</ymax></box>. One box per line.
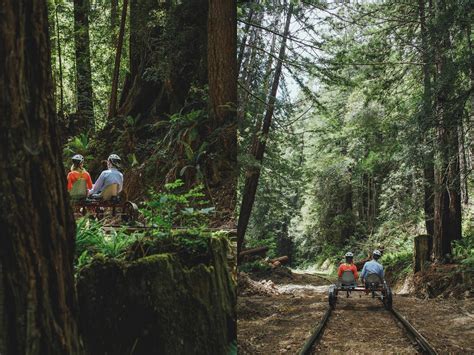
<box><xmin>237</xmin><ymin>268</ymin><xmax>474</xmax><ymax>354</ymax></box>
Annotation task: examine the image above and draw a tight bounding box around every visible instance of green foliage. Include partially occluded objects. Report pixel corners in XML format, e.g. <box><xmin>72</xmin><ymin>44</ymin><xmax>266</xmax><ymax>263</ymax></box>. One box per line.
<box><xmin>75</xmin><ymin>217</ymin><xmax>143</xmax><ymax>270</ymax></box>
<box><xmin>238</xmin><ymin>260</ymin><xmax>272</xmax><ymax>274</ymax></box>
<box><xmin>239</xmin><ymin>0</ymin><xmax>472</xmax><ymax>269</ymax></box>
<box><xmin>381</xmin><ymin>251</ymin><xmax>413</xmax><ymax>280</ymax></box>
<box><xmin>63</xmin><ymin>133</ymin><xmax>92</xmax><ymax>160</ymax></box>
<box><xmin>142</xmin><ymin>179</ymin><xmax>214</xmax><ymax>233</ymax></box>
<box><xmin>452</xmin><ymin>233</ymin><xmax>474</xmax><ymax>267</ymax></box>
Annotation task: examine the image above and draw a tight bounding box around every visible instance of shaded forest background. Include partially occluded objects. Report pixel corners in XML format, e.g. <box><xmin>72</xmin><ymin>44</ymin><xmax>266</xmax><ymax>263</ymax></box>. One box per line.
<box><xmin>237</xmin><ymin>0</ymin><xmax>473</xmax><ymax>269</ymax></box>
<box><xmin>49</xmin><ymin>0</ymin><xmax>236</xmax><ymax>224</ymax></box>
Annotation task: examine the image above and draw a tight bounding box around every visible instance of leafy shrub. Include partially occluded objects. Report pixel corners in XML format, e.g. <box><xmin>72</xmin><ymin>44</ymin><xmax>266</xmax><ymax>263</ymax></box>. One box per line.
<box><xmin>75</xmin><ymin>218</ymin><xmax>143</xmax><ymax>270</ymax></box>
<box><xmin>142</xmin><ymin>179</ymin><xmax>214</xmax><ymax>232</ymax></box>
<box><xmin>452</xmin><ymin>232</ymin><xmax>474</xmax><ymax>267</ymax></box>
<box><xmin>239</xmin><ymin>260</ymin><xmax>271</xmax><ymax>273</ymax></box>
<box><xmin>381</xmin><ymin>251</ymin><xmax>413</xmax><ymax>281</ymax></box>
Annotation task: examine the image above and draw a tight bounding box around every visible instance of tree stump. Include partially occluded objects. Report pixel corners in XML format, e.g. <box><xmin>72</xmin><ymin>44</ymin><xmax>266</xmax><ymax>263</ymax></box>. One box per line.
<box><xmin>414</xmin><ymin>235</ymin><xmax>432</xmax><ymax>272</ymax></box>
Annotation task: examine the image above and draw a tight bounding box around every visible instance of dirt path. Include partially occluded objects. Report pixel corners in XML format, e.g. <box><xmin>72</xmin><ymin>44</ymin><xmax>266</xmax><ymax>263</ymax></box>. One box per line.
<box><xmin>238</xmin><ymin>272</ymin><xmax>329</xmax><ymax>354</ymax></box>
<box><xmin>312</xmin><ymin>297</ymin><xmax>418</xmax><ymax>354</ymax></box>
<box><xmin>238</xmin><ymin>269</ymin><xmax>474</xmax><ymax>354</ymax></box>
<box><xmin>394</xmin><ymin>296</ymin><xmax>474</xmax><ymax>353</ymax></box>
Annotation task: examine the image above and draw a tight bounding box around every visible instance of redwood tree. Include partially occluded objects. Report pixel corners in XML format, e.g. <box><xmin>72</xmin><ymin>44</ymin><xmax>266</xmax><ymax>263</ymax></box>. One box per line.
<box><xmin>73</xmin><ymin>0</ymin><xmax>94</xmax><ymax>132</ymax></box>
<box><xmin>237</xmin><ymin>3</ymin><xmax>294</xmax><ymax>255</ymax></box>
<box><xmin>0</xmin><ymin>0</ymin><xmax>82</xmax><ymax>353</ymax></box>
<box><xmin>208</xmin><ymin>0</ymin><xmax>238</xmax><ymax>212</ymax></box>
<box><xmin>432</xmin><ymin>0</ymin><xmax>463</xmax><ymax>260</ymax></box>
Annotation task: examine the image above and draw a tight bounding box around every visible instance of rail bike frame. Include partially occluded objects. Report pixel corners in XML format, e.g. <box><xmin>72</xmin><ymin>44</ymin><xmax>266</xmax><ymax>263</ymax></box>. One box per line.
<box><xmin>72</xmin><ymin>197</ymin><xmax>139</xmax><ymax>223</ymax></box>
<box><xmin>328</xmin><ymin>271</ymin><xmax>392</xmax><ymax>310</ymax></box>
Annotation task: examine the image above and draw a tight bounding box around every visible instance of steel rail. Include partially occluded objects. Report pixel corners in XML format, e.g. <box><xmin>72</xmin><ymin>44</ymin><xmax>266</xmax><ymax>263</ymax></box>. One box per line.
<box><xmin>298</xmin><ymin>306</ymin><xmax>332</xmax><ymax>355</ymax></box>
<box><xmin>298</xmin><ymin>303</ymin><xmax>438</xmax><ymax>355</ymax></box>
<box><xmin>390</xmin><ymin>307</ymin><xmax>438</xmax><ymax>355</ymax></box>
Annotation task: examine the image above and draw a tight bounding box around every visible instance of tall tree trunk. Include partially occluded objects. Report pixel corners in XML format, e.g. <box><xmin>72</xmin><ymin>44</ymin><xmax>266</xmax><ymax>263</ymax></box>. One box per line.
<box><xmin>55</xmin><ymin>1</ymin><xmax>65</xmax><ymax>116</ymax></box>
<box><xmin>0</xmin><ymin>1</ymin><xmax>83</xmax><ymax>353</ymax></box>
<box><xmin>237</xmin><ymin>3</ymin><xmax>293</xmax><ymax>255</ymax></box>
<box><xmin>74</xmin><ymin>0</ymin><xmax>94</xmax><ymax>132</ymax></box>
<box><xmin>108</xmin><ymin>0</ymin><xmax>128</xmax><ymax>119</ymax></box>
<box><xmin>207</xmin><ymin>0</ymin><xmax>238</xmax><ymax>216</ymax></box>
<box><xmin>237</xmin><ymin>5</ymin><xmax>255</xmax><ymax>73</ymax></box>
<box><xmin>111</xmin><ymin>0</ymin><xmax>119</xmax><ymax>43</ymax></box>
<box><xmin>432</xmin><ymin>0</ymin><xmax>462</xmax><ymax>261</ymax></box>
<box><xmin>418</xmin><ymin>0</ymin><xmax>435</xmax><ymax>236</ymax></box>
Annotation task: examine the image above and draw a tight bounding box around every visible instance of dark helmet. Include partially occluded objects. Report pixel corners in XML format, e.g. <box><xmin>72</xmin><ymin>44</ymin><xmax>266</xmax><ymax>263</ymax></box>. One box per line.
<box><xmin>72</xmin><ymin>154</ymin><xmax>84</xmax><ymax>164</ymax></box>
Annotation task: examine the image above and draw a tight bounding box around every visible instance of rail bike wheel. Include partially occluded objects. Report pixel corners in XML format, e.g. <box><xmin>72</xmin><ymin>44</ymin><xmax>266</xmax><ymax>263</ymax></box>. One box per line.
<box><xmin>383</xmin><ymin>285</ymin><xmax>393</xmax><ymax>310</ymax></box>
<box><xmin>122</xmin><ymin>201</ymin><xmax>139</xmax><ymax>223</ymax></box>
<box><xmin>328</xmin><ymin>285</ymin><xmax>337</xmax><ymax>309</ymax></box>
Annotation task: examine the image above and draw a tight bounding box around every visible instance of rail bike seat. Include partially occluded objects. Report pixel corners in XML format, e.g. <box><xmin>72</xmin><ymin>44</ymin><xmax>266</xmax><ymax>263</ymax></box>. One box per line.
<box><xmin>338</xmin><ymin>270</ymin><xmax>357</xmax><ymax>288</ymax></box>
<box><xmin>87</xmin><ymin>184</ymin><xmax>120</xmax><ymax>203</ymax></box>
<box><xmin>364</xmin><ymin>273</ymin><xmax>384</xmax><ymax>290</ymax></box>
<box><xmin>100</xmin><ymin>184</ymin><xmax>119</xmax><ymax>201</ymax></box>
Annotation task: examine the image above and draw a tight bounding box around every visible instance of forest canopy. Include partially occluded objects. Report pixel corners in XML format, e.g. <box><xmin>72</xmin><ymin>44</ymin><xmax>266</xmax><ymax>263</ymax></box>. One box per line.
<box><xmin>237</xmin><ymin>0</ymin><xmax>473</xmax><ymax>267</ymax></box>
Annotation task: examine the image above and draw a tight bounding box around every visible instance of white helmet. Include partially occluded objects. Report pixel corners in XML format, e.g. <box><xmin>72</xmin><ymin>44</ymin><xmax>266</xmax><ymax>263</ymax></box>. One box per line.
<box><xmin>345</xmin><ymin>252</ymin><xmax>354</xmax><ymax>258</ymax></box>
<box><xmin>72</xmin><ymin>154</ymin><xmax>84</xmax><ymax>163</ymax></box>
<box><xmin>373</xmin><ymin>249</ymin><xmax>382</xmax><ymax>257</ymax></box>
<box><xmin>107</xmin><ymin>154</ymin><xmax>121</xmax><ymax>166</ymax></box>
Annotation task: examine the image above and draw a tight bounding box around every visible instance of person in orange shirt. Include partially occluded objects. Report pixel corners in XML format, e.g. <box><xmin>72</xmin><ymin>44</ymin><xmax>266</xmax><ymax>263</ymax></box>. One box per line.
<box><xmin>337</xmin><ymin>252</ymin><xmax>358</xmax><ymax>280</ymax></box>
<box><xmin>67</xmin><ymin>154</ymin><xmax>93</xmax><ymax>192</ymax></box>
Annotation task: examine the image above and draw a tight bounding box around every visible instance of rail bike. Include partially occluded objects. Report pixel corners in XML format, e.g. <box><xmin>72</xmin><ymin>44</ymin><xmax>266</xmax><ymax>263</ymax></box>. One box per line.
<box><xmin>328</xmin><ymin>270</ymin><xmax>393</xmax><ymax>310</ymax></box>
<box><xmin>70</xmin><ymin>183</ymin><xmax>139</xmax><ymax>223</ymax></box>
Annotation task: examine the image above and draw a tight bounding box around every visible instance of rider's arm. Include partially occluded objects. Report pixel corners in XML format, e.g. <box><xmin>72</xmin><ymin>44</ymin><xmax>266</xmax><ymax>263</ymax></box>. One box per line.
<box><xmin>85</xmin><ymin>172</ymin><xmax>93</xmax><ymax>189</ymax></box>
<box><xmin>67</xmin><ymin>172</ymin><xmax>73</xmax><ymax>191</ymax></box>
<box><xmin>360</xmin><ymin>263</ymin><xmax>367</xmax><ymax>280</ymax></box>
<box><xmin>379</xmin><ymin>265</ymin><xmax>384</xmax><ymax>279</ymax></box>
<box><xmin>352</xmin><ymin>265</ymin><xmax>358</xmax><ymax>279</ymax></box>
<box><xmin>89</xmin><ymin>171</ymin><xmax>106</xmax><ymax>194</ymax></box>
<box><xmin>337</xmin><ymin>265</ymin><xmax>343</xmax><ymax>278</ymax></box>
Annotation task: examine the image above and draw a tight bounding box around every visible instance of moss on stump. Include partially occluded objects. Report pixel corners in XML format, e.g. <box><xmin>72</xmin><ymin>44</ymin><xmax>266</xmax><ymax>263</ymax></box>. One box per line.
<box><xmin>76</xmin><ymin>236</ymin><xmax>235</xmax><ymax>354</ymax></box>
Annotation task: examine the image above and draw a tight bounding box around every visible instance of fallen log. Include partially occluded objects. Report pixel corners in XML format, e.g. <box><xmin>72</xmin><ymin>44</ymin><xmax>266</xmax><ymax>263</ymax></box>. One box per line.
<box><xmin>238</xmin><ymin>246</ymin><xmax>269</xmax><ymax>259</ymax></box>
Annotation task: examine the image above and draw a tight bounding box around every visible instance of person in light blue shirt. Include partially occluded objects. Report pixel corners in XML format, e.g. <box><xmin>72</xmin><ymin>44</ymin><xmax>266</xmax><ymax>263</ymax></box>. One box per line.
<box><xmin>360</xmin><ymin>249</ymin><xmax>384</xmax><ymax>282</ymax></box>
<box><xmin>89</xmin><ymin>154</ymin><xmax>124</xmax><ymax>196</ymax></box>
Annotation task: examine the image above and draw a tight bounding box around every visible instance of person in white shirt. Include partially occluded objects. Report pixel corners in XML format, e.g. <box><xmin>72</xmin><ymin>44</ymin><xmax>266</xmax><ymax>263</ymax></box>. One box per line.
<box><xmin>89</xmin><ymin>154</ymin><xmax>124</xmax><ymax>197</ymax></box>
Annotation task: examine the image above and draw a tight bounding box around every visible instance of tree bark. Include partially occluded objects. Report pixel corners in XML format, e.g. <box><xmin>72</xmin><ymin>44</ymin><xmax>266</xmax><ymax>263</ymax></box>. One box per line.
<box><xmin>237</xmin><ymin>5</ymin><xmax>255</xmax><ymax>73</ymax></box>
<box><xmin>111</xmin><ymin>0</ymin><xmax>119</xmax><ymax>43</ymax></box>
<box><xmin>418</xmin><ymin>0</ymin><xmax>435</xmax><ymax>236</ymax></box>
<box><xmin>237</xmin><ymin>4</ymin><xmax>293</xmax><ymax>256</ymax></box>
<box><xmin>55</xmin><ymin>1</ymin><xmax>65</xmax><ymax>116</ymax></box>
<box><xmin>432</xmin><ymin>0</ymin><xmax>462</xmax><ymax>260</ymax></box>
<box><xmin>108</xmin><ymin>0</ymin><xmax>128</xmax><ymax>119</ymax></box>
<box><xmin>0</xmin><ymin>1</ymin><xmax>83</xmax><ymax>353</ymax></box>
<box><xmin>207</xmin><ymin>0</ymin><xmax>238</xmax><ymax>182</ymax></box>
<box><xmin>73</xmin><ymin>0</ymin><xmax>95</xmax><ymax>132</ymax></box>
<box><xmin>414</xmin><ymin>235</ymin><xmax>432</xmax><ymax>272</ymax></box>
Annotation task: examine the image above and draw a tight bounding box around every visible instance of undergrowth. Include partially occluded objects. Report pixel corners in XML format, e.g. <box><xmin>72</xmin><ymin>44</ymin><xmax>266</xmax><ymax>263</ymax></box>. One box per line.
<box><xmin>381</xmin><ymin>251</ymin><xmax>413</xmax><ymax>282</ymax></box>
<box><xmin>238</xmin><ymin>260</ymin><xmax>272</xmax><ymax>274</ymax></box>
<box><xmin>452</xmin><ymin>232</ymin><xmax>474</xmax><ymax>268</ymax></box>
<box><xmin>74</xmin><ymin>180</ymin><xmax>217</xmax><ymax>271</ymax></box>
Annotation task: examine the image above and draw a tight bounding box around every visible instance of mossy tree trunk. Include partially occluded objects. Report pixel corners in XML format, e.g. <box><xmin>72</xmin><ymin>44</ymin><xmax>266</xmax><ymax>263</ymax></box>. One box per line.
<box><xmin>0</xmin><ymin>1</ymin><xmax>83</xmax><ymax>353</ymax></box>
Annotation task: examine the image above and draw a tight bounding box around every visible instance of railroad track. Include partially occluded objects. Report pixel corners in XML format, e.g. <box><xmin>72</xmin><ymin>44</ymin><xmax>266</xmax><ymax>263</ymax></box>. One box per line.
<box><xmin>299</xmin><ymin>302</ymin><xmax>438</xmax><ymax>355</ymax></box>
